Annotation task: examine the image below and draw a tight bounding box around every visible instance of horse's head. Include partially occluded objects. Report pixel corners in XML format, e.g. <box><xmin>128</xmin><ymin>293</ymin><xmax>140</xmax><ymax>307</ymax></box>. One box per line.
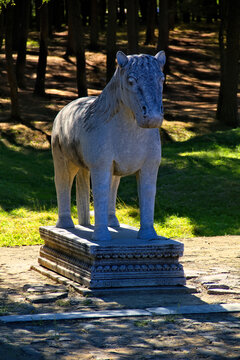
<box><xmin>116</xmin><ymin>51</ymin><xmax>166</xmax><ymax>128</ymax></box>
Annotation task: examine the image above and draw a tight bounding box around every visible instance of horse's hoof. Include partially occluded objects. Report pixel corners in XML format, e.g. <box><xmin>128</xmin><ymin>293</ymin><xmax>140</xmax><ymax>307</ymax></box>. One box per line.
<box><xmin>92</xmin><ymin>226</ymin><xmax>112</xmax><ymax>241</ymax></box>
<box><xmin>56</xmin><ymin>216</ymin><xmax>75</xmax><ymax>229</ymax></box>
<box><xmin>108</xmin><ymin>215</ymin><xmax>120</xmax><ymax>228</ymax></box>
<box><xmin>137</xmin><ymin>226</ymin><xmax>158</xmax><ymax>240</ymax></box>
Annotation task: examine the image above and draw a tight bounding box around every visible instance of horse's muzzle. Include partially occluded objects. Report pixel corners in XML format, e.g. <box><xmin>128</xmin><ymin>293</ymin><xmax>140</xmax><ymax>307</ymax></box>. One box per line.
<box><xmin>139</xmin><ymin>113</ymin><xmax>164</xmax><ymax>128</ymax></box>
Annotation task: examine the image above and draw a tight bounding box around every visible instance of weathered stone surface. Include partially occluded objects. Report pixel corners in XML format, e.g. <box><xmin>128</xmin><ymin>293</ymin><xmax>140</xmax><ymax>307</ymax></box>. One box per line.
<box><xmin>207</xmin><ymin>289</ymin><xmax>240</xmax><ymax>295</ymax></box>
<box><xmin>38</xmin><ymin>224</ymin><xmax>186</xmax><ymax>289</ymax></box>
<box><xmin>203</xmin><ymin>283</ymin><xmax>230</xmax><ymax>290</ymax></box>
<box><xmin>197</xmin><ymin>346</ymin><xmax>228</xmax><ymax>357</ymax></box>
<box><xmin>26</xmin><ymin>292</ymin><xmax>68</xmax><ymax>304</ymax></box>
<box><xmin>1</xmin><ymin>303</ymin><xmax>240</xmax><ymax>324</ymax></box>
<box><xmin>21</xmin><ymin>345</ymin><xmax>43</xmax><ymax>358</ymax></box>
<box><xmin>24</xmin><ymin>284</ymin><xmax>67</xmax><ymax>293</ymax></box>
<box><xmin>52</xmin><ymin>51</ymin><xmax>166</xmax><ymax>242</ymax></box>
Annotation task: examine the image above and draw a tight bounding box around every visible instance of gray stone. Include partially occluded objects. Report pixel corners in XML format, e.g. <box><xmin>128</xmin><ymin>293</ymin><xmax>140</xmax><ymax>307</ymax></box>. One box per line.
<box><xmin>147</xmin><ymin>303</ymin><xmax>240</xmax><ymax>315</ymax></box>
<box><xmin>55</xmin><ymin>349</ymin><xmax>66</xmax><ymax>354</ymax></box>
<box><xmin>24</xmin><ymin>284</ymin><xmax>67</xmax><ymax>293</ymax></box>
<box><xmin>38</xmin><ymin>224</ymin><xmax>185</xmax><ymax>289</ymax></box>
<box><xmin>200</xmin><ymin>274</ymin><xmax>228</xmax><ymax>283</ymax></box>
<box><xmin>47</xmin><ymin>329</ymin><xmax>59</xmax><ymax>337</ymax></box>
<box><xmin>26</xmin><ymin>292</ymin><xmax>68</xmax><ymax>303</ymax></box>
<box><xmin>51</xmin><ymin>51</ymin><xmax>166</xmax><ymax>242</ymax></box>
<box><xmin>202</xmin><ymin>283</ymin><xmax>230</xmax><ymax>290</ymax></box>
<box><xmin>200</xmin><ymin>334</ymin><xmax>218</xmax><ymax>343</ymax></box>
<box><xmin>14</xmin><ymin>329</ymin><xmax>32</xmax><ymax>336</ymax></box>
<box><xmin>185</xmin><ymin>270</ymin><xmax>207</xmax><ymax>279</ymax></box>
<box><xmin>207</xmin><ymin>289</ymin><xmax>240</xmax><ymax>295</ymax></box>
<box><xmin>1</xmin><ymin>303</ymin><xmax>240</xmax><ymax>323</ymax></box>
<box><xmin>36</xmin><ymin>51</ymin><xmax>188</xmax><ymax>293</ymax></box>
<box><xmin>82</xmin><ymin>323</ymin><xmax>96</xmax><ymax>331</ymax></box>
<box><xmin>21</xmin><ymin>345</ymin><xmax>43</xmax><ymax>359</ymax></box>
<box><xmin>197</xmin><ymin>346</ymin><xmax>228</xmax><ymax>357</ymax></box>
<box><xmin>58</xmin><ymin>337</ymin><xmax>72</xmax><ymax>342</ymax></box>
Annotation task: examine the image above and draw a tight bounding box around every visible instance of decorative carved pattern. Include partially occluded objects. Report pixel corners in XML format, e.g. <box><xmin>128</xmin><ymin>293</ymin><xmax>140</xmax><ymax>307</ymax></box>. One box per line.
<box><xmin>95</xmin><ymin>251</ymin><xmax>182</xmax><ymax>260</ymax></box>
<box><xmin>40</xmin><ymin>246</ymin><xmax>92</xmax><ymax>272</ymax></box>
<box><xmin>38</xmin><ymin>226</ymin><xmax>186</xmax><ymax>288</ymax></box>
<box><xmin>94</xmin><ymin>263</ymin><xmax>183</xmax><ymax>273</ymax></box>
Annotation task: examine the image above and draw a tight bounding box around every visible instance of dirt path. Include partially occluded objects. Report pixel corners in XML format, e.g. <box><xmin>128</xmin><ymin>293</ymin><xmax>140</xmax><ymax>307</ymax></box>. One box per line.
<box><xmin>0</xmin><ymin>235</ymin><xmax>239</xmax><ymax>316</ymax></box>
<box><xmin>0</xmin><ymin>235</ymin><xmax>240</xmax><ymax>359</ymax></box>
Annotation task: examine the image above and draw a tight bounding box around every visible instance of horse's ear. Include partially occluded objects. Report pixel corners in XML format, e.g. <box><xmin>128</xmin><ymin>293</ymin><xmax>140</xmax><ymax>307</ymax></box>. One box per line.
<box><xmin>116</xmin><ymin>51</ymin><xmax>128</xmax><ymax>68</ymax></box>
<box><xmin>155</xmin><ymin>51</ymin><xmax>166</xmax><ymax>70</ymax></box>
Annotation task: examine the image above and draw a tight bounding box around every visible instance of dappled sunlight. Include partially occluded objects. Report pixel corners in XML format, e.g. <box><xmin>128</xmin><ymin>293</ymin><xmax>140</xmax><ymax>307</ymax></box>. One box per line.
<box><xmin>155</xmin><ymin>215</ymin><xmax>195</xmax><ymax>239</ymax></box>
<box><xmin>1</xmin><ymin>26</ymin><xmax>240</xmax><ymax>245</ymax></box>
<box><xmin>179</xmin><ymin>148</ymin><xmax>240</xmax><ymax>160</ymax></box>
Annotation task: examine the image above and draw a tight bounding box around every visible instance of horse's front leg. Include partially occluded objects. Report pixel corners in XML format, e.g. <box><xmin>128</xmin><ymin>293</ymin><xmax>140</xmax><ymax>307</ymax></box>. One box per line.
<box><xmin>137</xmin><ymin>165</ymin><xmax>159</xmax><ymax>240</ymax></box>
<box><xmin>91</xmin><ymin>167</ymin><xmax>112</xmax><ymax>241</ymax></box>
<box><xmin>108</xmin><ymin>175</ymin><xmax>120</xmax><ymax>227</ymax></box>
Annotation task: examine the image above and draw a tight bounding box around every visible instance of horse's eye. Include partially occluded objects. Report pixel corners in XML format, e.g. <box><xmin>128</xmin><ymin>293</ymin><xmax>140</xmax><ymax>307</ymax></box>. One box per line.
<box><xmin>127</xmin><ymin>77</ymin><xmax>136</xmax><ymax>86</ymax></box>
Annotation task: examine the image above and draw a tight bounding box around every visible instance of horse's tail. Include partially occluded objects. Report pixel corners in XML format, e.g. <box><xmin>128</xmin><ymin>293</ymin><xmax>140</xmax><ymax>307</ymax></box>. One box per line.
<box><xmin>76</xmin><ymin>167</ymin><xmax>90</xmax><ymax>226</ymax></box>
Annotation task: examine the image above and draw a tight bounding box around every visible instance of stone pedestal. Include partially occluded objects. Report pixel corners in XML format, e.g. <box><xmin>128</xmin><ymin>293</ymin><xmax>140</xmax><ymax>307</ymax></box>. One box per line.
<box><xmin>38</xmin><ymin>225</ymin><xmax>186</xmax><ymax>289</ymax></box>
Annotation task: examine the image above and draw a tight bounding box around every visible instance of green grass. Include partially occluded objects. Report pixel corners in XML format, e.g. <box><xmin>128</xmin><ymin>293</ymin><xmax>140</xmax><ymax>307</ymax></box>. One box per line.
<box><xmin>0</xmin><ymin>128</ymin><xmax>240</xmax><ymax>246</ymax></box>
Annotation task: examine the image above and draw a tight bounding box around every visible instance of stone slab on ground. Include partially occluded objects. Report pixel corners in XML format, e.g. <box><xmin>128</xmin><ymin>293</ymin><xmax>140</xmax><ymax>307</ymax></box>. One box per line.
<box><xmin>146</xmin><ymin>303</ymin><xmax>240</xmax><ymax>315</ymax></box>
<box><xmin>38</xmin><ymin>224</ymin><xmax>186</xmax><ymax>288</ymax></box>
<box><xmin>32</xmin><ymin>264</ymin><xmax>197</xmax><ymax>296</ymax></box>
<box><xmin>1</xmin><ymin>303</ymin><xmax>240</xmax><ymax>323</ymax></box>
<box><xmin>207</xmin><ymin>289</ymin><xmax>240</xmax><ymax>296</ymax></box>
<box><xmin>26</xmin><ymin>292</ymin><xmax>69</xmax><ymax>304</ymax></box>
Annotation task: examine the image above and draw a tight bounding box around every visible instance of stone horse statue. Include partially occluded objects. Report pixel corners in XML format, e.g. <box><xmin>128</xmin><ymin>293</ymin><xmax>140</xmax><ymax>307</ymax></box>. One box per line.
<box><xmin>51</xmin><ymin>51</ymin><xmax>166</xmax><ymax>241</ymax></box>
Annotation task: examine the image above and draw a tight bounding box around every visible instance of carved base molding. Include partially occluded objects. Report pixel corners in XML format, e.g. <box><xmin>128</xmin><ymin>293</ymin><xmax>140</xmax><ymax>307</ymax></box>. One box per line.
<box><xmin>38</xmin><ymin>225</ymin><xmax>186</xmax><ymax>289</ymax></box>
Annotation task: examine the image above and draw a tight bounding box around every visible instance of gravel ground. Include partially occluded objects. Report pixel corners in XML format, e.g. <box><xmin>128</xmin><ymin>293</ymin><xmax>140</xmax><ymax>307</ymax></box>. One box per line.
<box><xmin>0</xmin><ymin>235</ymin><xmax>239</xmax><ymax>359</ymax></box>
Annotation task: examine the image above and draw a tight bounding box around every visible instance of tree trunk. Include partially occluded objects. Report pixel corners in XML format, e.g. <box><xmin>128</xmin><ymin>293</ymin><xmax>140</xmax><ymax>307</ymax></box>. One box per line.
<box><xmin>65</xmin><ymin>0</ymin><xmax>75</xmax><ymax>57</ymax></box>
<box><xmin>35</xmin><ymin>0</ymin><xmax>41</xmax><ymax>30</ymax></box>
<box><xmin>5</xmin><ymin>5</ymin><xmax>21</xmax><ymax>121</ymax></box>
<box><xmin>106</xmin><ymin>0</ymin><xmax>117</xmax><ymax>83</ymax></box>
<box><xmin>0</xmin><ymin>10</ymin><xmax>4</xmax><ymax>52</ymax></box>
<box><xmin>99</xmin><ymin>0</ymin><xmax>106</xmax><ymax>29</ymax></box>
<box><xmin>126</xmin><ymin>0</ymin><xmax>138</xmax><ymax>54</ymax></box>
<box><xmin>16</xmin><ymin>0</ymin><xmax>30</xmax><ymax>89</ymax></box>
<box><xmin>139</xmin><ymin>0</ymin><xmax>147</xmax><ymax>24</ymax></box>
<box><xmin>34</xmin><ymin>2</ymin><xmax>49</xmax><ymax>96</ymax></box>
<box><xmin>69</xmin><ymin>0</ymin><xmax>88</xmax><ymax>97</ymax></box>
<box><xmin>145</xmin><ymin>0</ymin><xmax>156</xmax><ymax>45</ymax></box>
<box><xmin>49</xmin><ymin>0</ymin><xmax>65</xmax><ymax>31</ymax></box>
<box><xmin>168</xmin><ymin>0</ymin><xmax>176</xmax><ymax>30</ymax></box>
<box><xmin>89</xmin><ymin>0</ymin><xmax>99</xmax><ymax>50</ymax></box>
<box><xmin>217</xmin><ymin>0</ymin><xmax>240</xmax><ymax>127</ymax></box>
<box><xmin>118</xmin><ymin>0</ymin><xmax>126</xmax><ymax>26</ymax></box>
<box><xmin>157</xmin><ymin>0</ymin><xmax>169</xmax><ymax>74</ymax></box>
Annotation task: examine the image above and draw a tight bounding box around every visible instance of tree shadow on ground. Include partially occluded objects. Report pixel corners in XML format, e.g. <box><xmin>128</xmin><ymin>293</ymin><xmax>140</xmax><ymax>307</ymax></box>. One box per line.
<box><xmin>0</xmin><ymin>128</ymin><xmax>239</xmax><ymax>236</ymax></box>
<box><xmin>0</xmin><ymin>310</ymin><xmax>239</xmax><ymax>360</ymax></box>
<box><xmin>118</xmin><ymin>129</ymin><xmax>240</xmax><ymax>236</ymax></box>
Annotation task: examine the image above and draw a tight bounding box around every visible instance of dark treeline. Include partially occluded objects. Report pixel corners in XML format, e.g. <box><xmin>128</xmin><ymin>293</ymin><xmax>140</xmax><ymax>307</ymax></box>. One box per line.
<box><xmin>0</xmin><ymin>0</ymin><xmax>239</xmax><ymax>127</ymax></box>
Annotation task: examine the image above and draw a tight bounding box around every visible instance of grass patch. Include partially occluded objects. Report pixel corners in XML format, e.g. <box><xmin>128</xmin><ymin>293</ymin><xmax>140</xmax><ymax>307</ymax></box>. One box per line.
<box><xmin>0</xmin><ymin>128</ymin><xmax>240</xmax><ymax>246</ymax></box>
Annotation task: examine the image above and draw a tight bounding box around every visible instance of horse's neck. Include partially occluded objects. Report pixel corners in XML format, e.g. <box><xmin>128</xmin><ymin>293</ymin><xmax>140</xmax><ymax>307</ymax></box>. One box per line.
<box><xmin>83</xmin><ymin>71</ymin><xmax>135</xmax><ymax>131</ymax></box>
<box><xmin>97</xmin><ymin>74</ymin><xmax>122</xmax><ymax>120</ymax></box>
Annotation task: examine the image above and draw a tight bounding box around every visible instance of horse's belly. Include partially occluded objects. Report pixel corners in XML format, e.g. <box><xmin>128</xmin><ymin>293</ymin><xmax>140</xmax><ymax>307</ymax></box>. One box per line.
<box><xmin>112</xmin><ymin>131</ymin><xmax>161</xmax><ymax>176</ymax></box>
<box><xmin>113</xmin><ymin>160</ymin><xmax>141</xmax><ymax>176</ymax></box>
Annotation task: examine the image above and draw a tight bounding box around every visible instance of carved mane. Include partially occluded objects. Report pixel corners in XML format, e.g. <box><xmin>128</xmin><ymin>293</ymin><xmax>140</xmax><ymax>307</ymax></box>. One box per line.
<box><xmin>82</xmin><ymin>68</ymin><xmax>122</xmax><ymax>132</ymax></box>
<box><xmin>82</xmin><ymin>54</ymin><xmax>162</xmax><ymax>132</ymax></box>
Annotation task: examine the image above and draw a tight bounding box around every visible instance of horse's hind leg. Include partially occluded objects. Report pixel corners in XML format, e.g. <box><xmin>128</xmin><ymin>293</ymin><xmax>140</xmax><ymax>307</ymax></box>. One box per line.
<box><xmin>76</xmin><ymin>167</ymin><xmax>90</xmax><ymax>226</ymax></box>
<box><xmin>108</xmin><ymin>175</ymin><xmax>120</xmax><ymax>227</ymax></box>
<box><xmin>53</xmin><ymin>149</ymin><xmax>78</xmax><ymax>228</ymax></box>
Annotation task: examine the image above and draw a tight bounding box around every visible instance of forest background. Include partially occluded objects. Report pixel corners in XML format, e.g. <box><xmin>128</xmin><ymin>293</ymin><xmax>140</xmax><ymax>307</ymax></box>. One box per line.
<box><xmin>0</xmin><ymin>0</ymin><xmax>239</xmax><ymax>246</ymax></box>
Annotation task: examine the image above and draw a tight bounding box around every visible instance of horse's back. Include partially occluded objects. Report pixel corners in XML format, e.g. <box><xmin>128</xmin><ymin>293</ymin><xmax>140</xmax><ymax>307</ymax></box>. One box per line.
<box><xmin>52</xmin><ymin>96</ymin><xmax>96</xmax><ymax>139</ymax></box>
